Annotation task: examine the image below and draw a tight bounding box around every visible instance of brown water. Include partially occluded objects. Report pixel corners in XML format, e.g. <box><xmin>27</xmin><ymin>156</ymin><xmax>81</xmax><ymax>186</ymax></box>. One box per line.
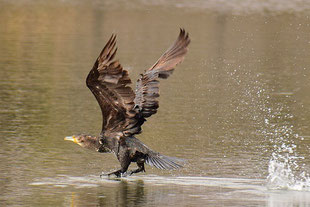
<box><xmin>1</xmin><ymin>0</ymin><xmax>310</xmax><ymax>206</ymax></box>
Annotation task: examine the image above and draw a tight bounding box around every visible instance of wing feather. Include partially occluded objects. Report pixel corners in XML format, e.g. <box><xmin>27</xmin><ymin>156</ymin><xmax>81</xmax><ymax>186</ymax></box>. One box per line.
<box><xmin>86</xmin><ymin>34</ymin><xmax>136</xmax><ymax>136</ymax></box>
<box><xmin>133</xmin><ymin>29</ymin><xmax>190</xmax><ymax>120</ymax></box>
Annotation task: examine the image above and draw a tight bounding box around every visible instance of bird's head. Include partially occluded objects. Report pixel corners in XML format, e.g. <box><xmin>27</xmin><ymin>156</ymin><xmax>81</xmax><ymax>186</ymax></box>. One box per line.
<box><xmin>64</xmin><ymin>134</ymin><xmax>100</xmax><ymax>151</ymax></box>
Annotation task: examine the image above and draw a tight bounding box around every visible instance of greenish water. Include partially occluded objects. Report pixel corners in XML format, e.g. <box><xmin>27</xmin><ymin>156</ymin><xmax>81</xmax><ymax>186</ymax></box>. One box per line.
<box><xmin>1</xmin><ymin>0</ymin><xmax>310</xmax><ymax>206</ymax></box>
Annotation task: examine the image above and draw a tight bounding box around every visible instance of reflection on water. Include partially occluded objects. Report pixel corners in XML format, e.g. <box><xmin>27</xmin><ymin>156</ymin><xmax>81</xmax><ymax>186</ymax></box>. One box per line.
<box><xmin>30</xmin><ymin>175</ymin><xmax>267</xmax><ymax>206</ymax></box>
<box><xmin>0</xmin><ymin>0</ymin><xmax>310</xmax><ymax>206</ymax></box>
<box><xmin>29</xmin><ymin>175</ymin><xmax>310</xmax><ymax>206</ymax></box>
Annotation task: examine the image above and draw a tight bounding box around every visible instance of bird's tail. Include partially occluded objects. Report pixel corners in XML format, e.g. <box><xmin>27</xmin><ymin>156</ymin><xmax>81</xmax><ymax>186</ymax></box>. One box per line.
<box><xmin>145</xmin><ymin>152</ymin><xmax>185</xmax><ymax>170</ymax></box>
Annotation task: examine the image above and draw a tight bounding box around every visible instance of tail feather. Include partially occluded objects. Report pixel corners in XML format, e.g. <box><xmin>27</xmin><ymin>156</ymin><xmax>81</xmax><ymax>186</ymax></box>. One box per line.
<box><xmin>153</xmin><ymin>157</ymin><xmax>165</xmax><ymax>170</ymax></box>
<box><xmin>155</xmin><ymin>157</ymin><xmax>170</xmax><ymax>169</ymax></box>
<box><xmin>146</xmin><ymin>153</ymin><xmax>184</xmax><ymax>170</ymax></box>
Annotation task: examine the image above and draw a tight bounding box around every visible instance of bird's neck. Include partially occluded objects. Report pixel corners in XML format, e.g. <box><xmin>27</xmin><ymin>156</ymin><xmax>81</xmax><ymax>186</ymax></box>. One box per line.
<box><xmin>85</xmin><ymin>135</ymin><xmax>112</xmax><ymax>153</ymax></box>
<box><xmin>84</xmin><ymin>136</ymin><xmax>102</xmax><ymax>151</ymax></box>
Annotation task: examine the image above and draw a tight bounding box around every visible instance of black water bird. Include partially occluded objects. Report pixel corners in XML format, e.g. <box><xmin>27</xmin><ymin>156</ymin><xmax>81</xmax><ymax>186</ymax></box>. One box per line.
<box><xmin>64</xmin><ymin>29</ymin><xmax>190</xmax><ymax>177</ymax></box>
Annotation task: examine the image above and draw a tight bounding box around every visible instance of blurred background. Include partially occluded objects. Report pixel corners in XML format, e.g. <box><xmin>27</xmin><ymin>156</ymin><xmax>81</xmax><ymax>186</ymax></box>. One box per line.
<box><xmin>0</xmin><ymin>0</ymin><xmax>310</xmax><ymax>206</ymax></box>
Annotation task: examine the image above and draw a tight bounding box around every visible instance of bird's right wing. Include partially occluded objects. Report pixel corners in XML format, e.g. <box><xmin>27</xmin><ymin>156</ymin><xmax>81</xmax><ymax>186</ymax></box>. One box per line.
<box><xmin>121</xmin><ymin>29</ymin><xmax>190</xmax><ymax>136</ymax></box>
<box><xmin>133</xmin><ymin>29</ymin><xmax>190</xmax><ymax>118</ymax></box>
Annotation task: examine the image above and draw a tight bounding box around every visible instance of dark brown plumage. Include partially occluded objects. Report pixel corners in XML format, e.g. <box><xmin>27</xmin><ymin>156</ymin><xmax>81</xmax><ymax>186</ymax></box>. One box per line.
<box><xmin>65</xmin><ymin>29</ymin><xmax>190</xmax><ymax>177</ymax></box>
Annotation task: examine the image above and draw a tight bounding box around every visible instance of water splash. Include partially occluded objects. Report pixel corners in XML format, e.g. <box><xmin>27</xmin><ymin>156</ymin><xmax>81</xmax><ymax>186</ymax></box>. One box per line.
<box><xmin>262</xmin><ymin>99</ymin><xmax>310</xmax><ymax>191</ymax></box>
<box><xmin>267</xmin><ymin>154</ymin><xmax>310</xmax><ymax>191</ymax></box>
<box><xmin>227</xmin><ymin>66</ymin><xmax>309</xmax><ymax>190</ymax></box>
<box><xmin>232</xmin><ymin>69</ymin><xmax>310</xmax><ymax>190</ymax></box>
<box><xmin>266</xmin><ymin>128</ymin><xmax>310</xmax><ymax>191</ymax></box>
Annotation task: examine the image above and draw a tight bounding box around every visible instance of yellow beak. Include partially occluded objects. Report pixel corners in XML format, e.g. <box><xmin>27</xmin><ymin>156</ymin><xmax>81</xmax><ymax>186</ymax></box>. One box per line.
<box><xmin>64</xmin><ymin>136</ymin><xmax>78</xmax><ymax>144</ymax></box>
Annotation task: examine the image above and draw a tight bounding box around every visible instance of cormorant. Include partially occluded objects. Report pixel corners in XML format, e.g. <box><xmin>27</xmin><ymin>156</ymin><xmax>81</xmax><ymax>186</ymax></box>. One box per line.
<box><xmin>65</xmin><ymin>29</ymin><xmax>190</xmax><ymax>177</ymax></box>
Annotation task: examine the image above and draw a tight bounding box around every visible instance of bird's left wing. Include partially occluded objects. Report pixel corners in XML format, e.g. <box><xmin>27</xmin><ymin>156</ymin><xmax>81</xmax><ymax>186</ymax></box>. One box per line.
<box><xmin>86</xmin><ymin>34</ymin><xmax>138</xmax><ymax>137</ymax></box>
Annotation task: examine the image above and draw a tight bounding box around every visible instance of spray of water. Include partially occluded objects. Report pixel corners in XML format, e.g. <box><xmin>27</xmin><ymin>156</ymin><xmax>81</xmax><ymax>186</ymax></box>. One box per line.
<box><xmin>228</xmin><ymin>65</ymin><xmax>309</xmax><ymax>190</ymax></box>
<box><xmin>265</xmin><ymin>117</ymin><xmax>310</xmax><ymax>191</ymax></box>
<box><xmin>261</xmin><ymin>96</ymin><xmax>310</xmax><ymax>191</ymax></box>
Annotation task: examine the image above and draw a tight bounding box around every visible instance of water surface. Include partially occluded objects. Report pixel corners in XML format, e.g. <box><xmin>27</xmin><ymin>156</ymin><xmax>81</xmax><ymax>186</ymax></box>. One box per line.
<box><xmin>0</xmin><ymin>0</ymin><xmax>310</xmax><ymax>206</ymax></box>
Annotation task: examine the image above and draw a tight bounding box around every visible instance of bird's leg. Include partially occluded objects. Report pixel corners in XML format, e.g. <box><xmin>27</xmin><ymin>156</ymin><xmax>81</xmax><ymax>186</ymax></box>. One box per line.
<box><xmin>104</xmin><ymin>170</ymin><xmax>123</xmax><ymax>177</ymax></box>
<box><xmin>100</xmin><ymin>152</ymin><xmax>131</xmax><ymax>178</ymax></box>
<box><xmin>100</xmin><ymin>168</ymin><xmax>127</xmax><ymax>178</ymax></box>
<box><xmin>100</xmin><ymin>164</ymin><xmax>130</xmax><ymax>178</ymax></box>
<box><xmin>129</xmin><ymin>162</ymin><xmax>145</xmax><ymax>175</ymax></box>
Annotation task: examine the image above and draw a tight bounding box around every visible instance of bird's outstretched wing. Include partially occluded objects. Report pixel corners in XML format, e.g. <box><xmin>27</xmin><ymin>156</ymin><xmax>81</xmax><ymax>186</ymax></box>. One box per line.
<box><xmin>130</xmin><ymin>29</ymin><xmax>190</xmax><ymax>129</ymax></box>
<box><xmin>86</xmin><ymin>34</ymin><xmax>137</xmax><ymax>136</ymax></box>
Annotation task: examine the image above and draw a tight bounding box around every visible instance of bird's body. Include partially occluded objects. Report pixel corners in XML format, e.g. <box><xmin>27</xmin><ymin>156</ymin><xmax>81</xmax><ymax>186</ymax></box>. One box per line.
<box><xmin>65</xmin><ymin>29</ymin><xmax>190</xmax><ymax>177</ymax></box>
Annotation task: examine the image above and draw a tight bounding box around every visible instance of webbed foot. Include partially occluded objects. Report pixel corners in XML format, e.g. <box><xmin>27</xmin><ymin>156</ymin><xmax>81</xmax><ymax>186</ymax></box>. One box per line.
<box><xmin>128</xmin><ymin>167</ymin><xmax>146</xmax><ymax>176</ymax></box>
<box><xmin>100</xmin><ymin>170</ymin><xmax>127</xmax><ymax>178</ymax></box>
